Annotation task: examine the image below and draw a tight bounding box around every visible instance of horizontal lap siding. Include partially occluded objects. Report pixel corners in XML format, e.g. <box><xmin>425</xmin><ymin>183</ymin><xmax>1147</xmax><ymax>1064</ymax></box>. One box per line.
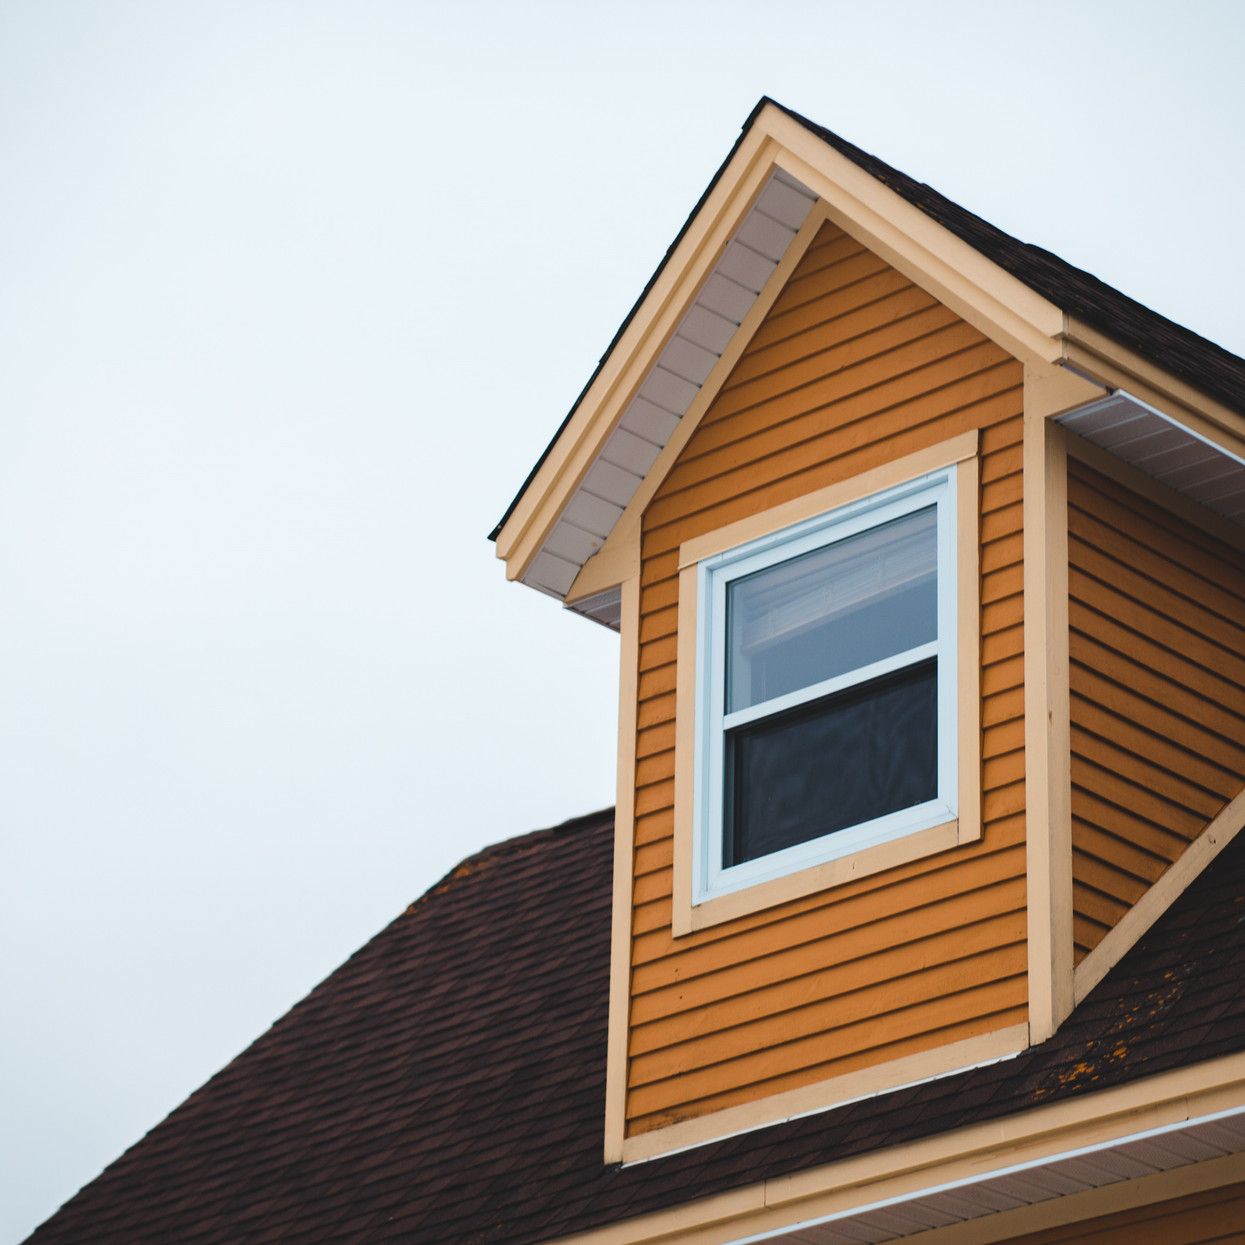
<box><xmin>625</xmin><ymin>220</ymin><xmax>1027</xmax><ymax>1136</ymax></box>
<box><xmin>1067</xmin><ymin>459</ymin><xmax>1245</xmax><ymax>964</ymax></box>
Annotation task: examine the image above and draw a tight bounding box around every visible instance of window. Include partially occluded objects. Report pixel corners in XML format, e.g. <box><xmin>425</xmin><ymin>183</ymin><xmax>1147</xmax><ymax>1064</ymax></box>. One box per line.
<box><xmin>692</xmin><ymin>468</ymin><xmax>959</xmax><ymax>901</ymax></box>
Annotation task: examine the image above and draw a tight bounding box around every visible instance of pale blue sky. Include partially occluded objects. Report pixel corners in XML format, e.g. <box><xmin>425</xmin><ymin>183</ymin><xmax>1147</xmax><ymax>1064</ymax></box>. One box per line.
<box><xmin>2</xmin><ymin>2</ymin><xmax>1243</xmax><ymax>1240</ymax></box>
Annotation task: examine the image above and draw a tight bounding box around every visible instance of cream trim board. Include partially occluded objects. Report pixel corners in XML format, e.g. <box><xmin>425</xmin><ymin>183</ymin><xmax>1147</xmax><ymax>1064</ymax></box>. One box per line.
<box><xmin>1074</xmin><ymin>788</ymin><xmax>1245</xmax><ymax>1008</ymax></box>
<box><xmin>554</xmin><ymin>1048</ymin><xmax>1245</xmax><ymax>1245</ymax></box>
<box><xmin>1061</xmin><ymin>320</ymin><xmax>1245</xmax><ymax>454</ymax></box>
<box><xmin>1022</xmin><ymin>368</ymin><xmax>1074</xmax><ymax>1045</ymax></box>
<box><xmin>621</xmin><ymin>1024</ymin><xmax>1028</xmax><ymax>1165</ymax></box>
<box><xmin>497</xmin><ymin>131</ymin><xmax>779</xmax><ymax>577</ymax></box>
<box><xmin>755</xmin><ymin>103</ymin><xmax>1064</xmax><ymax>366</ymax></box>
<box><xmin>674</xmin><ymin>818</ymin><xmax>963</xmax><ymax>936</ymax></box>
<box><xmin>565</xmin><ymin>202</ymin><xmax>832</xmax><ymax>606</ymax></box>
<box><xmin>671</xmin><ymin>431</ymin><xmax>981</xmax><ymax>935</ymax></box>
<box><xmin>604</xmin><ymin>574</ymin><xmax>641</xmax><ymax>1163</ymax></box>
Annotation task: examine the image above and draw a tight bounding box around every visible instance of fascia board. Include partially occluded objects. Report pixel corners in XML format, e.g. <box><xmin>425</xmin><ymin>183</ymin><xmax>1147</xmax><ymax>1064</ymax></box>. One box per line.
<box><xmin>493</xmin><ymin>128</ymin><xmax>777</xmax><ymax>576</ymax></box>
<box><xmin>755</xmin><ymin>105</ymin><xmax>1065</xmax><ymax>364</ymax></box>
<box><xmin>1061</xmin><ymin>317</ymin><xmax>1245</xmax><ymax>450</ymax></box>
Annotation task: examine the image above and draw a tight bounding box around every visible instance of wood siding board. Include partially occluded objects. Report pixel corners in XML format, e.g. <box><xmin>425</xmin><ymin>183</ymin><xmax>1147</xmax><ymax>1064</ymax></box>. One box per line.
<box><xmin>1070</xmin><ymin>661</ymin><xmax>1245</xmax><ymax>774</ymax></box>
<box><xmin>631</xmin><ymin>840</ymin><xmax>1027</xmax><ymax>977</ymax></box>
<box><xmin>1071</xmin><ymin>695</ymin><xmax>1243</xmax><ymax>800</ymax></box>
<box><xmin>644</xmin><ymin>400</ymin><xmax>1021</xmax><ymax>572</ymax></box>
<box><xmin>1072</xmin><ymin>819</ymin><xmax>1172</xmax><ymax>884</ymax></box>
<box><xmin>656</xmin><ymin>344</ymin><xmax>1013</xmax><ymax>490</ymax></box>
<box><xmin>1071</xmin><ymin>729</ymin><xmax>1221</xmax><ymax>824</ymax></box>
<box><xmin>1069</xmin><ymin>642</ymin><xmax>1245</xmax><ymax>734</ymax></box>
<box><xmin>1067</xmin><ymin>460</ymin><xmax>1245</xmax><ymax>961</ymax></box>
<box><xmin>627</xmin><ymin>1003</ymin><xmax>1029</xmax><ymax>1132</ymax></box>
<box><xmin>626</xmin><ymin>945</ymin><xmax>1028</xmax><ymax>1092</ymax></box>
<box><xmin>725</xmin><ymin>283</ymin><xmax>945</xmax><ymax>389</ymax></box>
<box><xmin>629</xmin><ymin>910</ymin><xmax>1027</xmax><ymax>1045</ymax></box>
<box><xmin>1069</xmin><ymin>460</ymin><xmax>1245</xmax><ymax>595</ymax></box>
<box><xmin>1071</xmin><ymin>779</ymin><xmax>1203</xmax><ymax>863</ymax></box>
<box><xmin>1068</xmin><ymin>527</ymin><xmax>1245</xmax><ymax>656</ymax></box>
<box><xmin>749</xmin><ymin>265</ymin><xmax>915</xmax><ymax>351</ymax></box>
<box><xmin>1069</xmin><ymin>614</ymin><xmax>1245</xmax><ymax>728</ymax></box>
<box><xmin>658</xmin><ymin>342</ymin><xmax>1013</xmax><ymax>480</ymax></box>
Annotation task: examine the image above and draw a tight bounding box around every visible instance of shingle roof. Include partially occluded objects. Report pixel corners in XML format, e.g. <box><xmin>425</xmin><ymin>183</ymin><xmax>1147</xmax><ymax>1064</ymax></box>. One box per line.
<box><xmin>490</xmin><ymin>96</ymin><xmax>1245</xmax><ymax>541</ymax></box>
<box><xmin>27</xmin><ymin>808</ymin><xmax>1245</xmax><ymax>1244</ymax></box>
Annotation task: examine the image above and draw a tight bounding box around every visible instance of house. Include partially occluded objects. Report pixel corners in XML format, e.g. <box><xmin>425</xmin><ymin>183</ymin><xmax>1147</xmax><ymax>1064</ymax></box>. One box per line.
<box><xmin>26</xmin><ymin>98</ymin><xmax>1245</xmax><ymax>1244</ymax></box>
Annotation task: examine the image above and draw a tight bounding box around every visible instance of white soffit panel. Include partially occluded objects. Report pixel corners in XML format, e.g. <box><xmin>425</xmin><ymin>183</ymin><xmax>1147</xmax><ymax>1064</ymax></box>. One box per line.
<box><xmin>522</xmin><ymin>170</ymin><xmax>820</xmax><ymax>630</ymax></box>
<box><xmin>1058</xmin><ymin>391</ymin><xmax>1245</xmax><ymax>525</ymax></box>
<box><xmin>748</xmin><ymin>1107</ymin><xmax>1245</xmax><ymax>1245</ymax></box>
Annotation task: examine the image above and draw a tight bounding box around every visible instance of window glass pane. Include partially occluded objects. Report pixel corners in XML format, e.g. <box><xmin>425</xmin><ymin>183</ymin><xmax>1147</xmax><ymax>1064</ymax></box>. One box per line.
<box><xmin>726</xmin><ymin>506</ymin><xmax>937</xmax><ymax>713</ymax></box>
<box><xmin>723</xmin><ymin>660</ymin><xmax>937</xmax><ymax>867</ymax></box>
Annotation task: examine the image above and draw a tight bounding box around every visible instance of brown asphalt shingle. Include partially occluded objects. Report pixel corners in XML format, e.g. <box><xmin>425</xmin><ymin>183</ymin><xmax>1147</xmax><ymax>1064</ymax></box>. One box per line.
<box><xmin>26</xmin><ymin>807</ymin><xmax>1245</xmax><ymax>1244</ymax></box>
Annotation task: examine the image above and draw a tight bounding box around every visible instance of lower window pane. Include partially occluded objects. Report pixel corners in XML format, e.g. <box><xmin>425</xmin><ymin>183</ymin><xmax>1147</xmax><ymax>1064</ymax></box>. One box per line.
<box><xmin>724</xmin><ymin>660</ymin><xmax>938</xmax><ymax>868</ymax></box>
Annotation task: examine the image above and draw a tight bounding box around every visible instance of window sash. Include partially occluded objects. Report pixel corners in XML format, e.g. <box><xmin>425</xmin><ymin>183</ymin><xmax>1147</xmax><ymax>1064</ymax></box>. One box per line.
<box><xmin>693</xmin><ymin>467</ymin><xmax>959</xmax><ymax>902</ymax></box>
<box><xmin>722</xmin><ymin>640</ymin><xmax>938</xmax><ymax>733</ymax></box>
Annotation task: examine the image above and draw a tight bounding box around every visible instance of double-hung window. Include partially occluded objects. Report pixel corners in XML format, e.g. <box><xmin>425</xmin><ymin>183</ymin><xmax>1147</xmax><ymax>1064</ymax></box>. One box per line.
<box><xmin>692</xmin><ymin>468</ymin><xmax>959</xmax><ymax>901</ymax></box>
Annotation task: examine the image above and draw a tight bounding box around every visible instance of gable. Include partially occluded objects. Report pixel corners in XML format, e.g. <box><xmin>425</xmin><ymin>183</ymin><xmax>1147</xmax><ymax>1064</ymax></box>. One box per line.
<box><xmin>493</xmin><ymin>100</ymin><xmax>1245</xmax><ymax>623</ymax></box>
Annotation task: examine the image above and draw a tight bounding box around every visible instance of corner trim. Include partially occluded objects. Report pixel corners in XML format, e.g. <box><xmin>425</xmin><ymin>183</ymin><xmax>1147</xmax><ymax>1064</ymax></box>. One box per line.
<box><xmin>603</xmin><ymin>574</ymin><xmax>641</xmax><ymax>1162</ymax></box>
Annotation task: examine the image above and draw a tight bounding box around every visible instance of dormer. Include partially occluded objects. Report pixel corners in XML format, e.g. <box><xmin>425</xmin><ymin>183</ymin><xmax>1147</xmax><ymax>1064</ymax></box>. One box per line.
<box><xmin>492</xmin><ymin>99</ymin><xmax>1245</xmax><ymax>1165</ymax></box>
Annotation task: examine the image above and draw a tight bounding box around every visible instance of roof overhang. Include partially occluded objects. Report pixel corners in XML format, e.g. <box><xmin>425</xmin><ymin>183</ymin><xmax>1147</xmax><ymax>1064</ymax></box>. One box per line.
<box><xmin>552</xmin><ymin>1050</ymin><xmax>1245</xmax><ymax>1245</ymax></box>
<box><xmin>492</xmin><ymin>99</ymin><xmax>1245</xmax><ymax>629</ymax></box>
<box><xmin>1058</xmin><ymin>389</ymin><xmax>1245</xmax><ymax>525</ymax></box>
<box><xmin>753</xmin><ymin>1104</ymin><xmax>1245</xmax><ymax>1244</ymax></box>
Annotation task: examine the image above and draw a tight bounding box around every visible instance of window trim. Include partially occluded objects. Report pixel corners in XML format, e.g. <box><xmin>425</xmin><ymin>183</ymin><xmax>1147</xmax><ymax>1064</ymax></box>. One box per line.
<box><xmin>671</xmin><ymin>431</ymin><xmax>982</xmax><ymax>935</ymax></box>
<box><xmin>694</xmin><ymin>471</ymin><xmax>958</xmax><ymax>902</ymax></box>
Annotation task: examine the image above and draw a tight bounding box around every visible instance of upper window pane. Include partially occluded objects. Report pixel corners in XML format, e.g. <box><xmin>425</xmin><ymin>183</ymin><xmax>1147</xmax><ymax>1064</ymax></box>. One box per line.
<box><xmin>725</xmin><ymin>506</ymin><xmax>937</xmax><ymax>713</ymax></box>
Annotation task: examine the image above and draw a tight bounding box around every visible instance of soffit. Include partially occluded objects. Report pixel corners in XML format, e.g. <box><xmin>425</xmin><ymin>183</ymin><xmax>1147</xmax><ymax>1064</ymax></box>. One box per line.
<box><xmin>525</xmin><ymin>169</ymin><xmax>819</xmax><ymax>629</ymax></box>
<box><xmin>754</xmin><ymin>1108</ymin><xmax>1245</xmax><ymax>1244</ymax></box>
<box><xmin>1059</xmin><ymin>391</ymin><xmax>1245</xmax><ymax>525</ymax></box>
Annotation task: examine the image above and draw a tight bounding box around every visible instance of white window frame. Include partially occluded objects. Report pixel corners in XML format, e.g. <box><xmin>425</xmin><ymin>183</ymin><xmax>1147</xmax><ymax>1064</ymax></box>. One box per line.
<box><xmin>691</xmin><ymin>466</ymin><xmax>959</xmax><ymax>903</ymax></box>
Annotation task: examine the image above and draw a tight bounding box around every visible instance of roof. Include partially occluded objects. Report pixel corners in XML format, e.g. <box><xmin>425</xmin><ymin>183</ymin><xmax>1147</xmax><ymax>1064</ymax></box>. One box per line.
<box><xmin>27</xmin><ymin>805</ymin><xmax>1245</xmax><ymax>1244</ymax></box>
<box><xmin>491</xmin><ymin>96</ymin><xmax>1245</xmax><ymax>542</ymax></box>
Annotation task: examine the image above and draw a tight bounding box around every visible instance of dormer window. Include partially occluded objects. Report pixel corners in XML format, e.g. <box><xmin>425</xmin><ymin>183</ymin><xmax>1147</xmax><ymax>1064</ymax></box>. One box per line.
<box><xmin>692</xmin><ymin>468</ymin><xmax>958</xmax><ymax>900</ymax></box>
<box><xmin>670</xmin><ymin>432</ymin><xmax>982</xmax><ymax>932</ymax></box>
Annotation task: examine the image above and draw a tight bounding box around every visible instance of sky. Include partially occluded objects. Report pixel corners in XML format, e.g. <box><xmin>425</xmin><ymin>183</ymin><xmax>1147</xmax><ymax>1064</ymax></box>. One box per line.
<box><xmin>2</xmin><ymin>1</ymin><xmax>1244</xmax><ymax>1240</ymax></box>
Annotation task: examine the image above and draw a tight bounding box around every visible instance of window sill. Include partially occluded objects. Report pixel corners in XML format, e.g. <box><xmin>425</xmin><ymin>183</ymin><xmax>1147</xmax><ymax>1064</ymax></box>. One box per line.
<box><xmin>673</xmin><ymin>816</ymin><xmax>973</xmax><ymax>936</ymax></box>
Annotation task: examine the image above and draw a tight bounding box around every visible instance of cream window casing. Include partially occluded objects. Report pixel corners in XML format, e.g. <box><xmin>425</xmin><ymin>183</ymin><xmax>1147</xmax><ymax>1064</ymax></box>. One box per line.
<box><xmin>671</xmin><ymin>432</ymin><xmax>983</xmax><ymax>934</ymax></box>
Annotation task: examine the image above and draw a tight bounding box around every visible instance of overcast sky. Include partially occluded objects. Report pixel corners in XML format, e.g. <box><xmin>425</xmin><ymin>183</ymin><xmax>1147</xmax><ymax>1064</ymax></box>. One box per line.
<box><xmin>2</xmin><ymin>2</ymin><xmax>1244</xmax><ymax>1240</ymax></box>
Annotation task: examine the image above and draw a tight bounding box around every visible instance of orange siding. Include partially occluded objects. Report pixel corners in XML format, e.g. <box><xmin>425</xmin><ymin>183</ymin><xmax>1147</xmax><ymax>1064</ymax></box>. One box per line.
<box><xmin>626</xmin><ymin>220</ymin><xmax>1027</xmax><ymax>1135</ymax></box>
<box><xmin>1003</xmin><ymin>1179</ymin><xmax>1245</xmax><ymax>1244</ymax></box>
<box><xmin>1068</xmin><ymin>458</ymin><xmax>1245</xmax><ymax>963</ymax></box>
